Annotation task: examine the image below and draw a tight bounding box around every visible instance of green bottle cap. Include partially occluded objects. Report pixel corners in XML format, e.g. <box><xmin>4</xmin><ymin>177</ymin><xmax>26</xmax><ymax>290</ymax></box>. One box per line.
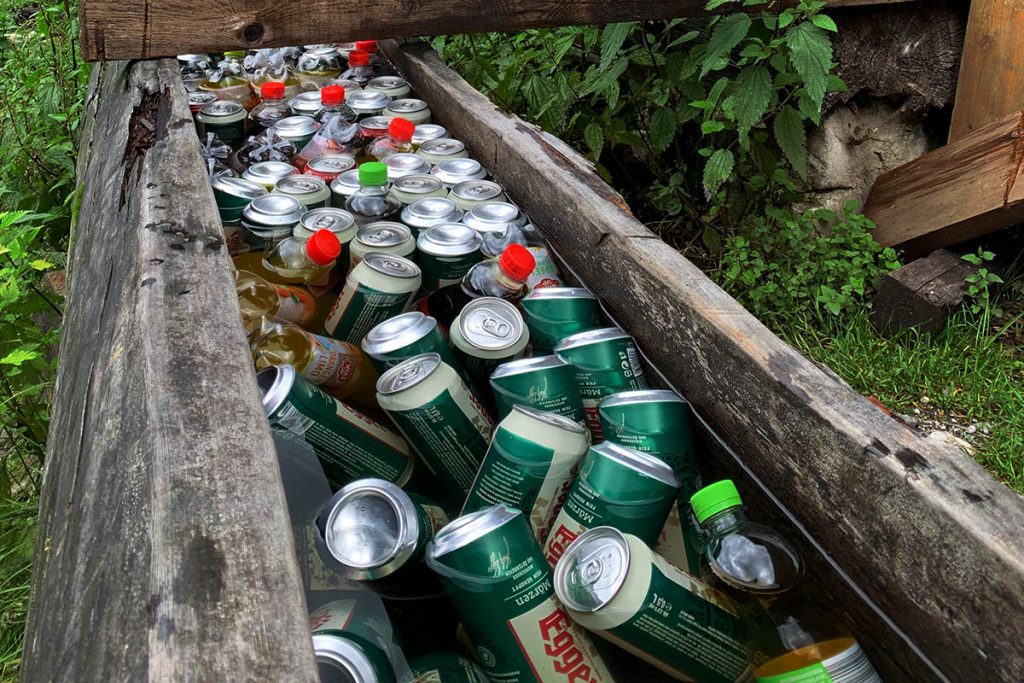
<box><xmin>359</xmin><ymin>161</ymin><xmax>388</xmax><ymax>186</ymax></box>
<box><xmin>690</xmin><ymin>480</ymin><xmax>743</xmax><ymax>523</ymax></box>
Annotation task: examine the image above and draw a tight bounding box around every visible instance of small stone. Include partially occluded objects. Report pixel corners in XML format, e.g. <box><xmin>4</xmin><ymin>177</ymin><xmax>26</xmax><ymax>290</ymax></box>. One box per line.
<box><xmin>921</xmin><ymin>396</ymin><xmax>931</xmax><ymax>404</ymax></box>
<box><xmin>967</xmin><ymin>425</ymin><xmax>977</xmax><ymax>434</ymax></box>
<box><xmin>913</xmin><ymin>408</ymin><xmax>921</xmax><ymax>415</ymax></box>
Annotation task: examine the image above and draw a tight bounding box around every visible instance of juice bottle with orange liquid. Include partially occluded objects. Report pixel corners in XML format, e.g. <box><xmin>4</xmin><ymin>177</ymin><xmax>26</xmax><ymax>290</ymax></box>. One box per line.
<box><xmin>236</xmin><ymin>270</ymin><xmax>317</xmax><ymax>335</ymax></box>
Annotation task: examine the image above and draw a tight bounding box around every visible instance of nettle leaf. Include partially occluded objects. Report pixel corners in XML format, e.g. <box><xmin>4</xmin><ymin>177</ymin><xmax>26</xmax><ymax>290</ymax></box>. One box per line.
<box><xmin>786</xmin><ymin>22</ymin><xmax>833</xmax><ymax>110</ymax></box>
<box><xmin>812</xmin><ymin>14</ymin><xmax>838</xmax><ymax>32</ymax></box>
<box><xmin>1</xmin><ymin>347</ymin><xmax>41</xmax><ymax>366</ymax></box>
<box><xmin>650</xmin><ymin>108</ymin><xmax>678</xmax><ymax>153</ymax></box>
<box><xmin>733</xmin><ymin>65</ymin><xmax>773</xmax><ymax>141</ymax></box>
<box><xmin>29</xmin><ymin>259</ymin><xmax>53</xmax><ymax>271</ymax></box>
<box><xmin>600</xmin><ymin>22</ymin><xmax>634</xmax><ymax>68</ymax></box>
<box><xmin>703</xmin><ymin>148</ymin><xmax>735</xmax><ymax>193</ymax></box>
<box><xmin>584</xmin><ymin>122</ymin><xmax>604</xmax><ymax>159</ymax></box>
<box><xmin>796</xmin><ymin>89</ymin><xmax>821</xmax><ymax>125</ymax></box>
<box><xmin>705</xmin><ymin>0</ymin><xmax>736</xmax><ymax>9</ymax></box>
<box><xmin>700</xmin><ymin>14</ymin><xmax>752</xmax><ymax>78</ymax></box>
<box><xmin>773</xmin><ymin>104</ymin><xmax>807</xmax><ymax>177</ymax></box>
<box><xmin>701</xmin><ymin>120</ymin><xmax>726</xmax><ymax>135</ymax></box>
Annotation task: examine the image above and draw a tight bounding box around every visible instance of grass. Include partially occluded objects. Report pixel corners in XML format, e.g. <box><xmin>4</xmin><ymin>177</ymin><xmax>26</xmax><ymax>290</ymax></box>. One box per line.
<box><xmin>0</xmin><ymin>495</ymin><xmax>37</xmax><ymax>681</ymax></box>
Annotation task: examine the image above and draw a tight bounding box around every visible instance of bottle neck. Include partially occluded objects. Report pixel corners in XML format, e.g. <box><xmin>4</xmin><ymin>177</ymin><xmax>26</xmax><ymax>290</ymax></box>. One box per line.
<box><xmin>323</xmin><ymin>103</ymin><xmax>348</xmax><ymax>113</ymax></box>
<box><xmin>699</xmin><ymin>507</ymin><xmax>749</xmax><ymax>536</ymax></box>
<box><xmin>262</xmin><ymin>96</ymin><xmax>285</xmax><ymax>106</ymax></box>
<box><xmin>494</xmin><ymin>263</ymin><xmax>525</xmax><ymax>289</ymax></box>
<box><xmin>357</xmin><ymin>183</ymin><xmax>388</xmax><ymax>195</ymax></box>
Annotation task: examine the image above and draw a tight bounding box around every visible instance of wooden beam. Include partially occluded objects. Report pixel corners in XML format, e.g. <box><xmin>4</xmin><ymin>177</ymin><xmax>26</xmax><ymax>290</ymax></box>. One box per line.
<box><xmin>864</xmin><ymin>109</ymin><xmax>1024</xmax><ymax>256</ymax></box>
<box><xmin>382</xmin><ymin>39</ymin><xmax>1024</xmax><ymax>682</ymax></box>
<box><xmin>20</xmin><ymin>59</ymin><xmax>318</xmax><ymax>681</ymax></box>
<box><xmin>80</xmin><ymin>0</ymin><xmax>919</xmax><ymax>61</ymax></box>
<box><xmin>870</xmin><ymin>249</ymin><xmax>977</xmax><ymax>334</ymax></box>
<box><xmin>949</xmin><ymin>0</ymin><xmax>1024</xmax><ymax>143</ymax></box>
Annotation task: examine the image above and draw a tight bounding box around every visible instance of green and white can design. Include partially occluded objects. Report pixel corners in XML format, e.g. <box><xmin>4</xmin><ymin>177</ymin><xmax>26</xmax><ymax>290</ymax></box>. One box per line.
<box><xmin>754</xmin><ymin>640</ymin><xmax>882</xmax><ymax>683</ymax></box>
<box><xmin>447</xmin><ymin>180</ymin><xmax>507</xmax><ymax>211</ymax></box>
<box><xmin>401</xmin><ymin>652</ymin><xmax>489</xmax><ymax>683</ymax></box>
<box><xmin>554</xmin><ymin>527</ymin><xmax>751</xmax><ymax>683</ymax></box>
<box><xmin>543</xmin><ymin>441</ymin><xmax>679</xmax><ymax>566</ymax></box>
<box><xmin>366</xmin><ymin>76</ymin><xmax>412</xmax><ymax>100</ymax></box>
<box><xmin>426</xmin><ymin>505</ymin><xmax>614</xmax><ymax>683</ymax></box>
<box><xmin>389</xmin><ymin>174</ymin><xmax>448</xmax><ymax>206</ymax></box>
<box><xmin>555</xmin><ymin>327</ymin><xmax>647</xmax><ymax>441</ymax></box>
<box><xmin>416</xmin><ymin>223</ymin><xmax>483</xmax><ymax>295</ymax></box>
<box><xmin>417</xmin><ymin>138</ymin><xmax>469</xmax><ymax>166</ymax></box>
<box><xmin>196</xmin><ymin>100</ymin><xmax>246</xmax><ymax>149</ymax></box>
<box><xmin>463</xmin><ymin>405</ymin><xmax>590</xmax><ymax>544</ymax></box>
<box><xmin>521</xmin><ymin>287</ymin><xmax>602</xmax><ymax>355</ymax></box>
<box><xmin>386</xmin><ymin>98</ymin><xmax>432</xmax><ymax>124</ymax></box>
<box><xmin>325</xmin><ymin>253</ymin><xmax>422</xmax><ymax>343</ymax></box>
<box><xmin>272</xmin><ymin>114</ymin><xmax>320</xmax><ymax>151</ymax></box>
<box><xmin>350</xmin><ymin>222</ymin><xmax>417</xmax><ymax>267</ymax></box>
<box><xmin>257</xmin><ymin>365</ymin><xmax>413</xmax><ymax>488</ymax></box>
<box><xmin>311</xmin><ymin>597</ymin><xmax>405</xmax><ymax>683</ymax></box>
<box><xmin>273</xmin><ymin>174</ymin><xmax>331</xmax><ymax>210</ymax></box>
<box><xmin>211</xmin><ymin>176</ymin><xmax>266</xmax><ymax>226</ymax></box>
<box><xmin>243</xmin><ymin>160</ymin><xmax>300</xmax><ymax>191</ymax></box>
<box><xmin>362</xmin><ymin>311</ymin><xmax>460</xmax><ymax>374</ymax></box>
<box><xmin>489</xmin><ymin>355</ymin><xmax>586</xmax><ymax>425</ymax></box>
<box><xmin>377</xmin><ymin>353</ymin><xmax>494</xmax><ymax>496</ymax></box>
<box><xmin>450</xmin><ymin>297</ymin><xmax>530</xmax><ymax>396</ymax></box>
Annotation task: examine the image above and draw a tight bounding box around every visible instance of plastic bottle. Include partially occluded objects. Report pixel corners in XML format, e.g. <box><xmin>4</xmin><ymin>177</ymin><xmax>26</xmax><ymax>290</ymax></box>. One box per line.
<box><xmin>690</xmin><ymin>480</ymin><xmax>882</xmax><ymax>682</ymax></box>
<box><xmin>355</xmin><ymin>39</ymin><xmax>384</xmax><ymax>68</ymax></box>
<box><xmin>480</xmin><ymin>223</ymin><xmax>564</xmax><ymax>291</ymax></box>
<box><xmin>296</xmin><ymin>46</ymin><xmax>342</xmax><ymax>90</ymax></box>
<box><xmin>339</xmin><ymin>50</ymin><xmax>375</xmax><ymax>86</ymax></box>
<box><xmin>293</xmin><ymin>86</ymin><xmax>362</xmax><ymax>170</ymax></box>
<box><xmin>317</xmin><ymin>85</ymin><xmax>358</xmax><ymax>124</ymax></box>
<box><xmin>345</xmin><ymin>162</ymin><xmax>401</xmax><ymax>226</ymax></box>
<box><xmin>235</xmin><ymin>269</ymin><xmax>317</xmax><ymax>334</ymax></box>
<box><xmin>200</xmin><ymin>51</ymin><xmax>255</xmax><ymax>109</ymax></box>
<box><xmin>364</xmin><ymin>117</ymin><xmax>415</xmax><ymax>161</ymax></box>
<box><xmin>425</xmin><ymin>243</ymin><xmax>535</xmax><ymax>328</ymax></box>
<box><xmin>262</xmin><ymin>228</ymin><xmax>342</xmax><ymax>284</ymax></box>
<box><xmin>249</xmin><ymin>81</ymin><xmax>290</xmax><ymax>132</ymax></box>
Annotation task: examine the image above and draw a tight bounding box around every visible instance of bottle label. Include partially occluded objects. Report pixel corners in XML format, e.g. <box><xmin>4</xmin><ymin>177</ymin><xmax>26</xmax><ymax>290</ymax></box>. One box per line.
<box><xmin>301</xmin><ymin>333</ymin><xmax>363</xmax><ymax>388</ymax></box>
<box><xmin>526</xmin><ymin>246</ymin><xmax>564</xmax><ymax>290</ymax></box>
<box><xmin>755</xmin><ymin>641</ymin><xmax>881</xmax><ymax>683</ymax></box>
<box><xmin>274</xmin><ymin>284</ymin><xmax>317</xmax><ymax>326</ymax></box>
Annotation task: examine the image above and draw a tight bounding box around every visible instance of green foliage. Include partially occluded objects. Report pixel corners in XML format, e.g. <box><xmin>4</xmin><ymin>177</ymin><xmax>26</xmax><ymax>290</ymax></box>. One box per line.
<box><xmin>962</xmin><ymin>249</ymin><xmax>1004</xmax><ymax>316</ymax></box>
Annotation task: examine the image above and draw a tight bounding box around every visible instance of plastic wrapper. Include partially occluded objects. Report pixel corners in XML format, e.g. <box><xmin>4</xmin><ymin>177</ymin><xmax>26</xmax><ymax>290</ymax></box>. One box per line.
<box><xmin>298</xmin><ymin>115</ymin><xmax>364</xmax><ymax>163</ymax></box>
<box><xmin>236</xmin><ymin>130</ymin><xmax>297</xmax><ymax>167</ymax></box>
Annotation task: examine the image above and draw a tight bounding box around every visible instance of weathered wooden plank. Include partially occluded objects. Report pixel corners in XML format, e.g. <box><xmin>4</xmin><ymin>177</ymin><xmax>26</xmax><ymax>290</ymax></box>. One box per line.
<box><xmin>870</xmin><ymin>249</ymin><xmax>977</xmax><ymax>334</ymax></box>
<box><xmin>948</xmin><ymin>0</ymin><xmax>1024</xmax><ymax>142</ymax></box>
<box><xmin>79</xmin><ymin>0</ymin><xmax>920</xmax><ymax>61</ymax></box>
<box><xmin>383</xmin><ymin>38</ymin><xmax>1024</xmax><ymax>682</ymax></box>
<box><xmin>864</xmin><ymin>109</ymin><xmax>1024</xmax><ymax>256</ymax></box>
<box><xmin>20</xmin><ymin>59</ymin><xmax>318</xmax><ymax>681</ymax></box>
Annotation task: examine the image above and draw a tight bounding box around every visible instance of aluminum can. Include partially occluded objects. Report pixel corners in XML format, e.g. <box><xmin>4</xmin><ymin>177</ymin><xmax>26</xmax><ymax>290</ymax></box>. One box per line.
<box><xmin>348</xmin><ymin>89</ymin><xmax>391</xmax><ymax>117</ymax></box>
<box><xmin>390</xmin><ymin>174</ymin><xmax>448</xmax><ymax>206</ymax></box>
<box><xmin>450</xmin><ymin>297</ymin><xmax>529</xmax><ymax>401</ymax></box>
<box><xmin>461</xmin><ymin>202</ymin><xmax>520</xmax><ymax>235</ymax></box>
<box><xmin>272</xmin><ymin>115</ymin><xmax>321</xmax><ymax>151</ymax></box>
<box><xmin>196</xmin><ymin>100</ymin><xmax>246</xmax><ymax>149</ymax></box>
<box><xmin>239</xmin><ymin>194</ymin><xmax>305</xmax><ymax>254</ymax></box>
<box><xmin>417</xmin><ymin>138</ymin><xmax>469</xmax><ymax>166</ymax></box>
<box><xmin>554</xmin><ymin>527</ymin><xmax>751</xmax><ymax>683</ymax></box>
<box><xmin>289</xmin><ymin>90</ymin><xmax>323</xmax><ymax>117</ymax></box>
<box><xmin>521</xmin><ymin>287</ymin><xmax>602</xmax><ymax>354</ymax></box>
<box><xmin>543</xmin><ymin>441</ymin><xmax>678</xmax><ymax>565</ymax></box>
<box><xmin>360</xmin><ymin>115</ymin><xmax>393</xmax><ymax>141</ymax></box>
<box><xmin>257</xmin><ymin>365</ymin><xmax>413</xmax><ymax>487</ymax></box>
<box><xmin>426</xmin><ymin>505</ymin><xmax>614</xmax><ymax>683</ymax></box>
<box><xmin>386</xmin><ymin>98</ymin><xmax>432</xmax><ymax>124</ymax></box>
<box><xmin>306</xmin><ymin>153</ymin><xmax>356</xmax><ymax>183</ymax></box>
<box><xmin>416</xmin><ymin>223</ymin><xmax>482</xmax><ymax>294</ymax></box>
<box><xmin>447</xmin><ymin>180</ymin><xmax>507</xmax><ymax>211</ymax></box>
<box><xmin>599</xmin><ymin>390</ymin><xmax>702</xmax><ymax>573</ymax></box>
<box><xmin>384</xmin><ymin>153</ymin><xmax>432</xmax><ymax>180</ymax></box>
<box><xmin>430</xmin><ymin>159</ymin><xmax>486</xmax><ymax>188</ymax></box>
<box><xmin>243</xmin><ymin>160</ymin><xmax>300</xmax><ymax>191</ymax></box>
<box><xmin>325</xmin><ymin>253</ymin><xmax>422</xmax><ymax>343</ymax></box>
<box><xmin>366</xmin><ymin>75</ymin><xmax>412</xmax><ymax>100</ymax></box>
<box><xmin>412</xmin><ymin>124</ymin><xmax>448</xmax><ymax>147</ymax></box>
<box><xmin>361</xmin><ymin>311</ymin><xmax>460</xmax><ymax>373</ymax></box>
<box><xmin>401</xmin><ymin>653</ymin><xmax>488</xmax><ymax>683</ymax></box>
<box><xmin>463</xmin><ymin>405</ymin><xmax>590</xmax><ymax>543</ymax></box>
<box><xmin>401</xmin><ymin>197</ymin><xmax>463</xmax><ymax>233</ymax></box>
<box><xmin>330</xmin><ymin>169</ymin><xmax>363</xmax><ymax>204</ymax></box>
<box><xmin>350</xmin><ymin>222</ymin><xmax>417</xmax><ymax>266</ymax></box>
<box><xmin>211</xmin><ymin>175</ymin><xmax>266</xmax><ymax>226</ymax></box>
<box><xmin>311</xmin><ymin>597</ymin><xmax>405</xmax><ymax>683</ymax></box>
<box><xmin>319</xmin><ymin>478</ymin><xmax>449</xmax><ymax>580</ymax></box>
<box><xmin>555</xmin><ymin>327</ymin><xmax>646</xmax><ymax>440</ymax></box>
<box><xmin>273</xmin><ymin>174</ymin><xmax>331</xmax><ymax>210</ymax></box>
<box><xmin>489</xmin><ymin>355</ymin><xmax>585</xmax><ymax>425</ymax></box>
<box><xmin>188</xmin><ymin>91</ymin><xmax>218</xmax><ymax>115</ymax></box>
<box><xmin>376</xmin><ymin>353</ymin><xmax>493</xmax><ymax>497</ymax></box>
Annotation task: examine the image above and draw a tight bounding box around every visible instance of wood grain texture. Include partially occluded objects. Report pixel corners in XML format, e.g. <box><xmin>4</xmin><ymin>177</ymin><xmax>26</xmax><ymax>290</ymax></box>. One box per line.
<box><xmin>20</xmin><ymin>59</ymin><xmax>318</xmax><ymax>682</ymax></box>
<box><xmin>383</xmin><ymin>39</ymin><xmax>1024</xmax><ymax>682</ymax></box>
<box><xmin>864</xmin><ymin>110</ymin><xmax>1024</xmax><ymax>256</ymax></box>
<box><xmin>79</xmin><ymin>0</ymin><xmax>920</xmax><ymax>61</ymax></box>
<box><xmin>870</xmin><ymin>249</ymin><xmax>976</xmax><ymax>334</ymax></box>
<box><xmin>949</xmin><ymin>0</ymin><xmax>1024</xmax><ymax>142</ymax></box>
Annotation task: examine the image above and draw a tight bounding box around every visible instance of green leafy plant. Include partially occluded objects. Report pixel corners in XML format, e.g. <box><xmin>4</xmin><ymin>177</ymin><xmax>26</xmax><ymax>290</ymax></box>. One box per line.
<box><xmin>962</xmin><ymin>249</ymin><xmax>1004</xmax><ymax>316</ymax></box>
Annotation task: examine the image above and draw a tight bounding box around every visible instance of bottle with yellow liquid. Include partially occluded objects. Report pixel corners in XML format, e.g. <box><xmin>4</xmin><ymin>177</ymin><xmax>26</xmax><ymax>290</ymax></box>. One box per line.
<box><xmin>236</xmin><ymin>270</ymin><xmax>317</xmax><ymax>335</ymax></box>
<box><xmin>262</xmin><ymin>228</ymin><xmax>341</xmax><ymax>285</ymax></box>
<box><xmin>200</xmin><ymin>51</ymin><xmax>256</xmax><ymax>109</ymax></box>
<box><xmin>690</xmin><ymin>481</ymin><xmax>883</xmax><ymax>683</ymax></box>
<box><xmin>252</xmin><ymin>317</ymin><xmax>378</xmax><ymax>408</ymax></box>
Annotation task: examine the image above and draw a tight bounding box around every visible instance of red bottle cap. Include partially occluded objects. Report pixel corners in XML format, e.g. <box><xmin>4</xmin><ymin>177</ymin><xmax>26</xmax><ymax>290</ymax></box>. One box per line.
<box><xmin>348</xmin><ymin>50</ymin><xmax>371</xmax><ymax>68</ymax></box>
<box><xmin>355</xmin><ymin>40</ymin><xmax>377</xmax><ymax>54</ymax></box>
<box><xmin>305</xmin><ymin>229</ymin><xmax>342</xmax><ymax>266</ymax></box>
<box><xmin>261</xmin><ymin>81</ymin><xmax>285</xmax><ymax>99</ymax></box>
<box><xmin>498</xmin><ymin>243</ymin><xmax>535</xmax><ymax>282</ymax></box>
<box><xmin>321</xmin><ymin>84</ymin><xmax>345</xmax><ymax>106</ymax></box>
<box><xmin>388</xmin><ymin>117</ymin><xmax>415</xmax><ymax>142</ymax></box>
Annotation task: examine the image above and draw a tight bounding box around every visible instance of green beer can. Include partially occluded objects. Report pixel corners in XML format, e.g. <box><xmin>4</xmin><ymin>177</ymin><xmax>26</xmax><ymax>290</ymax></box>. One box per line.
<box><xmin>416</xmin><ymin>223</ymin><xmax>483</xmax><ymax>295</ymax></box>
<box><xmin>310</xmin><ymin>597</ymin><xmax>406</xmax><ymax>683</ymax></box>
<box><xmin>324</xmin><ymin>253</ymin><xmax>422</xmax><ymax>343</ymax></box>
<box><xmin>401</xmin><ymin>652</ymin><xmax>489</xmax><ymax>683</ymax></box>
<box><xmin>522</xmin><ymin>287</ymin><xmax>602</xmax><ymax>354</ymax></box>
<box><xmin>257</xmin><ymin>365</ymin><xmax>414</xmax><ymax>488</ymax></box>
<box><xmin>242</xmin><ymin>160</ymin><xmax>300</xmax><ymax>191</ymax></box>
<box><xmin>195</xmin><ymin>100</ymin><xmax>246</xmax><ymax>149</ymax></box>
<box><xmin>489</xmin><ymin>355</ymin><xmax>585</xmax><ymax>425</ymax></box>
<box><xmin>543</xmin><ymin>441</ymin><xmax>678</xmax><ymax>566</ymax></box>
<box><xmin>211</xmin><ymin>175</ymin><xmax>266</xmax><ymax>226</ymax></box>
<box><xmin>450</xmin><ymin>297</ymin><xmax>529</xmax><ymax>405</ymax></box>
<box><xmin>273</xmin><ymin>174</ymin><xmax>332</xmax><ymax>210</ymax></box>
<box><xmin>426</xmin><ymin>505</ymin><xmax>614</xmax><ymax>683</ymax></box>
<box><xmin>600</xmin><ymin>389</ymin><xmax>702</xmax><ymax>574</ymax></box>
<box><xmin>272</xmin><ymin>114</ymin><xmax>321</xmax><ymax>151</ymax></box>
<box><xmin>554</xmin><ymin>527</ymin><xmax>751</xmax><ymax>683</ymax></box>
<box><xmin>376</xmin><ymin>353</ymin><xmax>493</xmax><ymax>497</ymax></box>
<box><xmin>362</xmin><ymin>311</ymin><xmax>461</xmax><ymax>374</ymax></box>
<box><xmin>463</xmin><ymin>405</ymin><xmax>590</xmax><ymax>544</ymax></box>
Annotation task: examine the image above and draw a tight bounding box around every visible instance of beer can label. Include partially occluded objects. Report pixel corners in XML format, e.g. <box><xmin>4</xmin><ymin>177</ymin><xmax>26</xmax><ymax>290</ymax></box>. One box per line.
<box><xmin>490</xmin><ymin>368</ymin><xmax>585</xmax><ymax>426</ymax></box>
<box><xmin>575</xmin><ymin>347</ymin><xmax>646</xmax><ymax>440</ymax></box>
<box><xmin>409</xmin><ymin>493</ymin><xmax>450</xmax><ymax>558</ymax></box>
<box><xmin>420</xmin><ymin>253</ymin><xmax>479</xmax><ymax>294</ymax></box>
<box><xmin>505</xmin><ymin>599</ymin><xmax>613</xmax><ymax>683</ymax></box>
<box><xmin>302</xmin><ymin>334</ymin><xmax>364</xmax><ymax>388</ymax></box>
<box><xmin>326</xmin><ymin>282</ymin><xmax>415</xmax><ymax>343</ymax></box>
<box><xmin>403</xmin><ymin>655</ymin><xmax>490</xmax><ymax>683</ymax></box>
<box><xmin>654</xmin><ymin>502</ymin><xmax>702</xmax><ymax>575</ymax></box>
<box><xmin>310</xmin><ymin>599</ymin><xmax>404</xmax><ymax>678</ymax></box>
<box><xmin>273</xmin><ymin>283</ymin><xmax>317</xmax><ymax>326</ymax></box>
<box><xmin>526</xmin><ymin>246</ymin><xmax>563</xmax><ymax>290</ymax></box>
<box><xmin>754</xmin><ymin>639</ymin><xmax>881</xmax><ymax>683</ymax></box>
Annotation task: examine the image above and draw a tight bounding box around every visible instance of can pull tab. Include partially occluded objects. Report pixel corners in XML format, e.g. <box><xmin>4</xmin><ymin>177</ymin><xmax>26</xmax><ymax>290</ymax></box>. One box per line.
<box><xmin>480</xmin><ymin>315</ymin><xmax>512</xmax><ymax>339</ymax></box>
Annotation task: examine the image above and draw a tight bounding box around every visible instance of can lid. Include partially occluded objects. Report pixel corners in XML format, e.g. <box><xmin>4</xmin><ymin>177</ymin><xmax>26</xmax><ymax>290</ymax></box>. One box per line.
<box><xmin>360</xmin><ymin>115</ymin><xmax>393</xmax><ymax>134</ymax></box>
<box><xmin>376</xmin><ymin>352</ymin><xmax>443</xmax><ymax>396</ymax></box>
<box><xmin>430</xmin><ymin>158</ymin><xmax>486</xmax><ymax>186</ymax></box>
<box><xmin>451</xmin><ymin>179</ymin><xmax>503</xmax><ymax>202</ymax></box>
<box><xmin>490</xmin><ymin>354</ymin><xmax>568</xmax><ymax>379</ymax></box>
<box><xmin>412</xmin><ymin>124</ymin><xmax>448</xmax><ymax>145</ymax></box>
<box><xmin>200</xmin><ymin>100</ymin><xmax>243</xmax><ymax>117</ymax></box>
<box><xmin>362</xmin><ymin>312</ymin><xmax>438</xmax><ymax>356</ymax></box>
<box><xmin>299</xmin><ymin>207</ymin><xmax>356</xmax><ymax>235</ymax></box>
<box><xmin>387</xmin><ymin>98</ymin><xmax>428</xmax><ymax>114</ymax></box>
<box><xmin>552</xmin><ymin>526</ymin><xmax>630</xmax><ymax>613</ymax></box>
<box><xmin>348</xmin><ymin>50</ymin><xmax>371</xmax><ymax>67</ymax></box>
<box><xmin>211</xmin><ymin>176</ymin><xmax>267</xmax><ymax>199</ymax></box>
<box><xmin>330</xmin><ymin>169</ymin><xmax>362</xmax><ymax>195</ymax></box>
<box><xmin>260</xmin><ymin>81</ymin><xmax>285</xmax><ymax>99</ymax></box>
<box><xmin>389</xmin><ymin>117</ymin><xmax>415</xmax><ymax>142</ymax></box>
<box><xmin>524</xmin><ymin>286</ymin><xmax>596</xmax><ymax>302</ymax></box>
<box><xmin>555</xmin><ymin>326</ymin><xmax>630</xmax><ymax>353</ymax></box>
<box><xmin>591</xmin><ymin>441</ymin><xmax>680</xmax><ymax>489</ymax></box>
<box><xmin>418</xmin><ymin>138</ymin><xmax>466</xmax><ymax>156</ymax></box>
<box><xmin>429</xmin><ymin>504</ymin><xmax>520</xmax><ymax>560</ymax></box>
<box><xmin>320</xmin><ymin>84</ymin><xmax>345</xmax><ymax>106</ymax></box>
<box><xmin>275</xmin><ymin>174</ymin><xmax>327</xmax><ymax>196</ymax></box>
<box><xmin>456</xmin><ymin>297</ymin><xmax>525</xmax><ymax>352</ymax></box>
<box><xmin>256</xmin><ymin>365</ymin><xmax>296</xmax><ymax>417</ymax></box>
<box><xmin>498</xmin><ymin>244</ymin><xmax>535</xmax><ymax>282</ymax></box>
<box><xmin>355</xmin><ymin>222</ymin><xmax>412</xmax><ymax>248</ymax></box>
<box><xmin>359</xmin><ymin>161</ymin><xmax>389</xmax><ymax>186</ymax></box>
<box><xmin>306</xmin><ymin>229</ymin><xmax>342</xmax><ymax>265</ymax></box>
<box><xmin>244</xmin><ymin>161</ymin><xmax>299</xmax><ymax>184</ymax></box>
<box><xmin>321</xmin><ymin>478</ymin><xmax>419</xmax><ymax>579</ymax></box>
<box><xmin>383</xmin><ymin>153</ymin><xmax>430</xmax><ymax>179</ymax></box>
<box><xmin>401</xmin><ymin>197</ymin><xmax>461</xmax><ymax>228</ymax></box>
<box><xmin>355</xmin><ymin>39</ymin><xmax>378</xmax><ymax>53</ymax></box>
<box><xmin>272</xmin><ymin>115</ymin><xmax>320</xmax><ymax>137</ymax></box>
<box><xmin>690</xmin><ymin>480</ymin><xmax>742</xmax><ymax>523</ymax></box>
<box><xmin>392</xmin><ymin>174</ymin><xmax>444</xmax><ymax>196</ymax></box>
<box><xmin>289</xmin><ymin>91</ymin><xmax>324</xmax><ymax>114</ymax></box>
<box><xmin>311</xmin><ymin>634</ymin><xmax>378</xmax><ymax>683</ymax></box>
<box><xmin>599</xmin><ymin>389</ymin><xmax>683</xmax><ymax>409</ymax></box>
<box><xmin>511</xmin><ymin>404</ymin><xmax>586</xmax><ymax>434</ymax></box>
<box><xmin>347</xmin><ymin>89</ymin><xmax>390</xmax><ymax>111</ymax></box>
<box><xmin>188</xmin><ymin>91</ymin><xmax>218</xmax><ymax>105</ymax></box>
<box><xmin>243</xmin><ymin>194</ymin><xmax>306</xmax><ymax>225</ymax></box>
<box><xmin>362</xmin><ymin>252</ymin><xmax>420</xmax><ymax>279</ymax></box>
<box><xmin>368</xmin><ymin>76</ymin><xmax>407</xmax><ymax>91</ymax></box>
<box><xmin>308</xmin><ymin>153</ymin><xmax>356</xmax><ymax>174</ymax></box>
<box><xmin>462</xmin><ymin>202</ymin><xmax>520</xmax><ymax>233</ymax></box>
<box><xmin>416</xmin><ymin>223</ymin><xmax>481</xmax><ymax>257</ymax></box>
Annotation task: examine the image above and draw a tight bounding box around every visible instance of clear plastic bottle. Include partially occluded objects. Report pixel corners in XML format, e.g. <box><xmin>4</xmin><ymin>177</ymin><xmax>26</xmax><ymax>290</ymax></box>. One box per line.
<box><xmin>200</xmin><ymin>50</ymin><xmax>256</xmax><ymax>109</ymax></box>
<box><xmin>364</xmin><ymin>117</ymin><xmax>415</xmax><ymax>161</ymax></box>
<box><xmin>316</xmin><ymin>85</ymin><xmax>358</xmax><ymax>124</ymax></box>
<box><xmin>339</xmin><ymin>50</ymin><xmax>375</xmax><ymax>86</ymax></box>
<box><xmin>425</xmin><ymin>243</ymin><xmax>535</xmax><ymax>328</ymax></box>
<box><xmin>293</xmin><ymin>86</ymin><xmax>362</xmax><ymax>170</ymax></box>
<box><xmin>480</xmin><ymin>223</ymin><xmax>563</xmax><ymax>290</ymax></box>
<box><xmin>249</xmin><ymin>81</ymin><xmax>290</xmax><ymax>133</ymax></box>
<box><xmin>262</xmin><ymin>228</ymin><xmax>342</xmax><ymax>284</ymax></box>
<box><xmin>355</xmin><ymin>39</ymin><xmax>385</xmax><ymax>68</ymax></box>
<box><xmin>235</xmin><ymin>269</ymin><xmax>317</xmax><ymax>334</ymax></box>
<box><xmin>246</xmin><ymin>49</ymin><xmax>303</xmax><ymax>101</ymax></box>
<box><xmin>296</xmin><ymin>46</ymin><xmax>342</xmax><ymax>90</ymax></box>
<box><xmin>345</xmin><ymin>162</ymin><xmax>401</xmax><ymax>226</ymax></box>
